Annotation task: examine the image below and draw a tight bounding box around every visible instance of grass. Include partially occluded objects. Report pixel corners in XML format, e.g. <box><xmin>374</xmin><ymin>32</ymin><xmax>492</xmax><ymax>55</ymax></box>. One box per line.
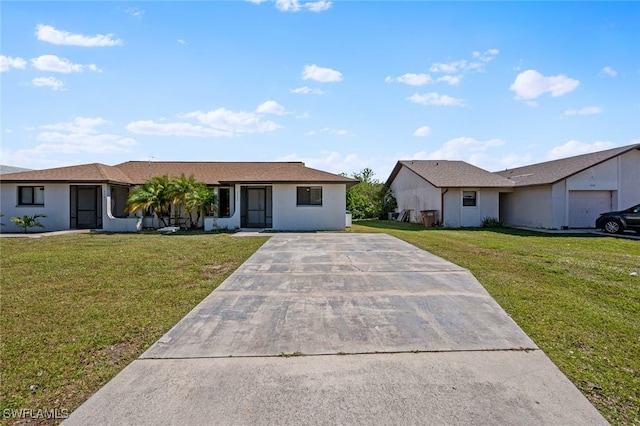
<box><xmin>351</xmin><ymin>220</ymin><xmax>640</xmax><ymax>425</ymax></box>
<box><xmin>0</xmin><ymin>232</ymin><xmax>268</xmax><ymax>425</ymax></box>
<box><xmin>1</xmin><ymin>225</ymin><xmax>638</xmax><ymax>424</ymax></box>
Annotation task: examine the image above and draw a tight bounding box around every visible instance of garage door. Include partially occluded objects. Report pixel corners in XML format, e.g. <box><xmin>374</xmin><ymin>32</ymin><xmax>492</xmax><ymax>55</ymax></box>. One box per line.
<box><xmin>568</xmin><ymin>191</ymin><xmax>612</xmax><ymax>228</ymax></box>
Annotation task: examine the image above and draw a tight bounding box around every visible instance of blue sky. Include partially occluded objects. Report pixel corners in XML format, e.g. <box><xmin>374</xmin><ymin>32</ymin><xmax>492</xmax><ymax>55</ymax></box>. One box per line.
<box><xmin>1</xmin><ymin>1</ymin><xmax>639</xmax><ymax>179</ymax></box>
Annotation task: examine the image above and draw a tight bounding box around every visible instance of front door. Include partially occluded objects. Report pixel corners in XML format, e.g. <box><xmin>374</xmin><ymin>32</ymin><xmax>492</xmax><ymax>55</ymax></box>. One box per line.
<box><xmin>241</xmin><ymin>186</ymin><xmax>272</xmax><ymax>228</ymax></box>
<box><xmin>247</xmin><ymin>187</ymin><xmax>266</xmax><ymax>227</ymax></box>
<box><xmin>70</xmin><ymin>185</ymin><xmax>103</xmax><ymax>229</ymax></box>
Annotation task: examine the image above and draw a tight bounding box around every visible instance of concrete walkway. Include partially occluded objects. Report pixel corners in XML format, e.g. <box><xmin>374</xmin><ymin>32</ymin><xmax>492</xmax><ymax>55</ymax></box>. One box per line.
<box><xmin>65</xmin><ymin>233</ymin><xmax>606</xmax><ymax>425</ymax></box>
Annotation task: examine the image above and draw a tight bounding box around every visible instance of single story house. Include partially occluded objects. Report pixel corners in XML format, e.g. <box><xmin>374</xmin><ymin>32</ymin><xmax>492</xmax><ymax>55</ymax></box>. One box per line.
<box><xmin>386</xmin><ymin>160</ymin><xmax>514</xmax><ymax>227</ymax></box>
<box><xmin>0</xmin><ymin>161</ymin><xmax>357</xmax><ymax>233</ymax></box>
<box><xmin>496</xmin><ymin>143</ymin><xmax>640</xmax><ymax>229</ymax></box>
<box><xmin>386</xmin><ymin>143</ymin><xmax>640</xmax><ymax>229</ymax></box>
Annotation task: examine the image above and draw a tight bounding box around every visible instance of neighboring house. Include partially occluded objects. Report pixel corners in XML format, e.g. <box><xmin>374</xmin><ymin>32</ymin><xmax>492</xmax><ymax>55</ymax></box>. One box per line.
<box><xmin>386</xmin><ymin>160</ymin><xmax>514</xmax><ymax>227</ymax></box>
<box><xmin>0</xmin><ymin>161</ymin><xmax>356</xmax><ymax>233</ymax></box>
<box><xmin>496</xmin><ymin>143</ymin><xmax>640</xmax><ymax>229</ymax></box>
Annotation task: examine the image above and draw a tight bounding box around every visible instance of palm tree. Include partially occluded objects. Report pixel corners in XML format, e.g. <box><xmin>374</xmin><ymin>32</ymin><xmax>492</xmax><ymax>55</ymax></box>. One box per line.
<box><xmin>125</xmin><ymin>175</ymin><xmax>172</xmax><ymax>227</ymax></box>
<box><xmin>184</xmin><ymin>184</ymin><xmax>217</xmax><ymax>229</ymax></box>
<box><xmin>168</xmin><ymin>174</ymin><xmax>198</xmax><ymax>226</ymax></box>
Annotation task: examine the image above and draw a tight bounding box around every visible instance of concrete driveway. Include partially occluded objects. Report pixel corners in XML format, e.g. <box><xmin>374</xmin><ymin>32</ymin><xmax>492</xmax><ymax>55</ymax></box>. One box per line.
<box><xmin>65</xmin><ymin>233</ymin><xmax>606</xmax><ymax>425</ymax></box>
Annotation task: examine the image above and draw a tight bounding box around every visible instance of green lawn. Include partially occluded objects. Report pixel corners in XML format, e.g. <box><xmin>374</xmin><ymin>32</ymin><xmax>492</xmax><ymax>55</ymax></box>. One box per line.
<box><xmin>1</xmin><ymin>225</ymin><xmax>638</xmax><ymax>425</ymax></box>
<box><xmin>0</xmin><ymin>232</ymin><xmax>268</xmax><ymax>425</ymax></box>
<box><xmin>350</xmin><ymin>220</ymin><xmax>640</xmax><ymax>425</ymax></box>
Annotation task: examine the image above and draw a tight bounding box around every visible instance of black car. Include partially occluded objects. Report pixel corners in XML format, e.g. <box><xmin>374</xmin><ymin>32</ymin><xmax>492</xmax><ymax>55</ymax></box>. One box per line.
<box><xmin>595</xmin><ymin>203</ymin><xmax>640</xmax><ymax>234</ymax></box>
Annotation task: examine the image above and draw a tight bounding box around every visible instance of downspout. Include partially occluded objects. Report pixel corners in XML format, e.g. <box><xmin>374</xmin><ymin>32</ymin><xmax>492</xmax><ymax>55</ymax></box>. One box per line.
<box><xmin>441</xmin><ymin>188</ymin><xmax>448</xmax><ymax>226</ymax></box>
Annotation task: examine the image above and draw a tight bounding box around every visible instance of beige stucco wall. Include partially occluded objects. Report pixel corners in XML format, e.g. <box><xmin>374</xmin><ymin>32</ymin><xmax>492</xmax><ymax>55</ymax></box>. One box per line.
<box><xmin>500</xmin><ymin>186</ymin><xmax>554</xmax><ymax>228</ymax></box>
<box><xmin>103</xmin><ymin>184</ymin><xmax>142</xmax><ymax>232</ymax></box>
<box><xmin>0</xmin><ymin>183</ymin><xmax>70</xmax><ymax>232</ymax></box>
<box><xmin>443</xmin><ymin>188</ymin><xmax>502</xmax><ymax>228</ymax></box>
<box><xmin>618</xmin><ymin>148</ymin><xmax>640</xmax><ymax>209</ymax></box>
<box><xmin>272</xmin><ymin>184</ymin><xmax>346</xmax><ymax>231</ymax></box>
<box><xmin>390</xmin><ymin>166</ymin><xmax>441</xmax><ymax>223</ymax></box>
<box><xmin>0</xmin><ymin>183</ymin><xmax>141</xmax><ymax>233</ymax></box>
<box><xmin>502</xmin><ymin>149</ymin><xmax>639</xmax><ymax>229</ymax></box>
<box><xmin>205</xmin><ymin>183</ymin><xmax>347</xmax><ymax>231</ymax></box>
<box><xmin>443</xmin><ymin>189</ymin><xmax>461</xmax><ymax>227</ymax></box>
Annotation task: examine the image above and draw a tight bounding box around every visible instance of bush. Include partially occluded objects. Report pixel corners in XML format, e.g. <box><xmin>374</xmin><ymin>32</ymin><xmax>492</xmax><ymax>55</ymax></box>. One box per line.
<box><xmin>345</xmin><ymin>168</ymin><xmax>397</xmax><ymax>220</ymax></box>
<box><xmin>481</xmin><ymin>216</ymin><xmax>502</xmax><ymax>228</ymax></box>
<box><xmin>10</xmin><ymin>214</ymin><xmax>47</xmax><ymax>233</ymax></box>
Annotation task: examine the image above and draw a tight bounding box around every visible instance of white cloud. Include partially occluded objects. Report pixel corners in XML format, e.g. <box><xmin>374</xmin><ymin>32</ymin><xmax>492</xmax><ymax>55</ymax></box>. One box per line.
<box><xmin>472</xmin><ymin>48</ymin><xmax>500</xmax><ymax>62</ymax></box>
<box><xmin>510</xmin><ymin>69</ymin><xmax>580</xmax><ymax>100</ymax></box>
<box><xmin>421</xmin><ymin>137</ymin><xmax>505</xmax><ymax>159</ymax></box>
<box><xmin>600</xmin><ymin>66</ymin><xmax>617</xmax><ymax>77</ymax></box>
<box><xmin>561</xmin><ymin>106</ymin><xmax>602</xmax><ymax>118</ymax></box>
<box><xmin>32</xmin><ymin>76</ymin><xmax>64</xmax><ymax>90</ymax></box>
<box><xmin>125</xmin><ymin>7</ymin><xmax>145</xmax><ymax>17</ymax></box>
<box><xmin>2</xmin><ymin>117</ymin><xmax>136</xmax><ymax>166</ymax></box>
<box><xmin>177</xmin><ymin>39</ymin><xmax>187</xmax><ymax>45</ymax></box>
<box><xmin>35</xmin><ymin>24</ymin><xmax>123</xmax><ymax>47</ymax></box>
<box><xmin>277</xmin><ymin>151</ymin><xmax>366</xmax><ymax>175</ymax></box>
<box><xmin>0</xmin><ymin>55</ymin><xmax>27</xmax><ymax>72</ymax></box>
<box><xmin>305</xmin><ymin>0</ymin><xmax>332</xmax><ymax>12</ymax></box>
<box><xmin>547</xmin><ymin>140</ymin><xmax>617</xmax><ymax>160</ymax></box>
<box><xmin>274</xmin><ymin>0</ymin><xmax>331</xmax><ymax>12</ymax></box>
<box><xmin>413</xmin><ymin>126</ymin><xmax>431</xmax><ymax>137</ymax></box>
<box><xmin>470</xmin><ymin>152</ymin><xmax>533</xmax><ymax>171</ymax></box>
<box><xmin>256</xmin><ymin>100</ymin><xmax>286</xmax><ymax>115</ymax></box>
<box><xmin>127</xmin><ymin>107</ymin><xmax>281</xmax><ymax>137</ymax></box>
<box><xmin>302</xmin><ymin>64</ymin><xmax>342</xmax><ymax>83</ymax></box>
<box><xmin>408</xmin><ymin>92</ymin><xmax>466</xmax><ymax>107</ymax></box>
<box><xmin>385</xmin><ymin>73</ymin><xmax>433</xmax><ymax>86</ymax></box>
<box><xmin>436</xmin><ymin>75</ymin><xmax>461</xmax><ymax>85</ymax></box>
<box><xmin>31</xmin><ymin>55</ymin><xmax>100</xmax><ymax>73</ymax></box>
<box><xmin>290</xmin><ymin>86</ymin><xmax>325</xmax><ymax>95</ymax></box>
<box><xmin>406</xmin><ymin>137</ymin><xmax>528</xmax><ymax>171</ymax></box>
<box><xmin>126</xmin><ymin>121</ymin><xmax>231</xmax><ymax>137</ymax></box>
<box><xmin>430</xmin><ymin>49</ymin><xmax>499</xmax><ymax>75</ymax></box>
<box><xmin>40</xmin><ymin>117</ymin><xmax>109</xmax><ymax>133</ymax></box>
<box><xmin>430</xmin><ymin>60</ymin><xmax>466</xmax><ymax>74</ymax></box>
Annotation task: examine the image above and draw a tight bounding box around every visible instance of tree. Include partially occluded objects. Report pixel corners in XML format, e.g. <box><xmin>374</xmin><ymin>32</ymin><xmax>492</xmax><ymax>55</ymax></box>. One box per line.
<box><xmin>125</xmin><ymin>174</ymin><xmax>217</xmax><ymax>229</ymax></box>
<box><xmin>125</xmin><ymin>175</ymin><xmax>173</xmax><ymax>227</ymax></box>
<box><xmin>184</xmin><ymin>184</ymin><xmax>217</xmax><ymax>229</ymax></box>
<box><xmin>11</xmin><ymin>214</ymin><xmax>47</xmax><ymax>233</ymax></box>
<box><xmin>345</xmin><ymin>168</ymin><xmax>396</xmax><ymax>220</ymax></box>
<box><xmin>168</xmin><ymin>174</ymin><xmax>198</xmax><ymax>227</ymax></box>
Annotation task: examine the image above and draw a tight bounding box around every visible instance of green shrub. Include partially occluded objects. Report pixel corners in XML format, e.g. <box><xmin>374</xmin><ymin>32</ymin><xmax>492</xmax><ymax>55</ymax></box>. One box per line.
<box><xmin>481</xmin><ymin>216</ymin><xmax>502</xmax><ymax>228</ymax></box>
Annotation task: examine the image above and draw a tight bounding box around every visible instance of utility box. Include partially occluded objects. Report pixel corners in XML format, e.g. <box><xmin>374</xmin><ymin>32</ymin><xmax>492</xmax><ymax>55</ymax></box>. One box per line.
<box><xmin>345</xmin><ymin>211</ymin><xmax>352</xmax><ymax>228</ymax></box>
<box><xmin>420</xmin><ymin>210</ymin><xmax>438</xmax><ymax>227</ymax></box>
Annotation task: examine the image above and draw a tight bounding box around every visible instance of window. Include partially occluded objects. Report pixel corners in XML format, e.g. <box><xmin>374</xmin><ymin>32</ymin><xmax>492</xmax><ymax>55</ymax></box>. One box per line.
<box><xmin>462</xmin><ymin>191</ymin><xmax>477</xmax><ymax>207</ymax></box>
<box><xmin>217</xmin><ymin>187</ymin><xmax>232</xmax><ymax>217</ymax></box>
<box><xmin>18</xmin><ymin>186</ymin><xmax>44</xmax><ymax>206</ymax></box>
<box><xmin>297</xmin><ymin>186</ymin><xmax>322</xmax><ymax>206</ymax></box>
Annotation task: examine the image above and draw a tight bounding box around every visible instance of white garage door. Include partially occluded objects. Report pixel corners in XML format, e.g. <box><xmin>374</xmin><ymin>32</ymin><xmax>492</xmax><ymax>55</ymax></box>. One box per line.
<box><xmin>569</xmin><ymin>191</ymin><xmax>612</xmax><ymax>228</ymax></box>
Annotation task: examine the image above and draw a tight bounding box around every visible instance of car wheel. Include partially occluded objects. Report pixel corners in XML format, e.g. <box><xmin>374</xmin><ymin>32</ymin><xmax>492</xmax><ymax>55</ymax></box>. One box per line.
<box><xmin>603</xmin><ymin>219</ymin><xmax>622</xmax><ymax>234</ymax></box>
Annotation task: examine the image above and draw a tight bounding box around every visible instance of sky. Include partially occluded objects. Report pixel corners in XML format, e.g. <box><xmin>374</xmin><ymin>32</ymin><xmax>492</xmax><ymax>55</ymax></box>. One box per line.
<box><xmin>1</xmin><ymin>1</ymin><xmax>639</xmax><ymax>180</ymax></box>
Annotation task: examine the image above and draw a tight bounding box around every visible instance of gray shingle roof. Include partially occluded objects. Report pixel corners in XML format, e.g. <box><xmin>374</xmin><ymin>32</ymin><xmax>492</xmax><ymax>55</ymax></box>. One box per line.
<box><xmin>495</xmin><ymin>143</ymin><xmax>640</xmax><ymax>186</ymax></box>
<box><xmin>0</xmin><ymin>161</ymin><xmax>357</xmax><ymax>186</ymax></box>
<box><xmin>387</xmin><ymin>160</ymin><xmax>514</xmax><ymax>188</ymax></box>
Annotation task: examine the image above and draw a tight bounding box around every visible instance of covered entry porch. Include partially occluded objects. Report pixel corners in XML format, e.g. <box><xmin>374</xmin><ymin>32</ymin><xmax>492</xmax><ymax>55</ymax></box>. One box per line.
<box><xmin>240</xmin><ymin>186</ymin><xmax>272</xmax><ymax>228</ymax></box>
